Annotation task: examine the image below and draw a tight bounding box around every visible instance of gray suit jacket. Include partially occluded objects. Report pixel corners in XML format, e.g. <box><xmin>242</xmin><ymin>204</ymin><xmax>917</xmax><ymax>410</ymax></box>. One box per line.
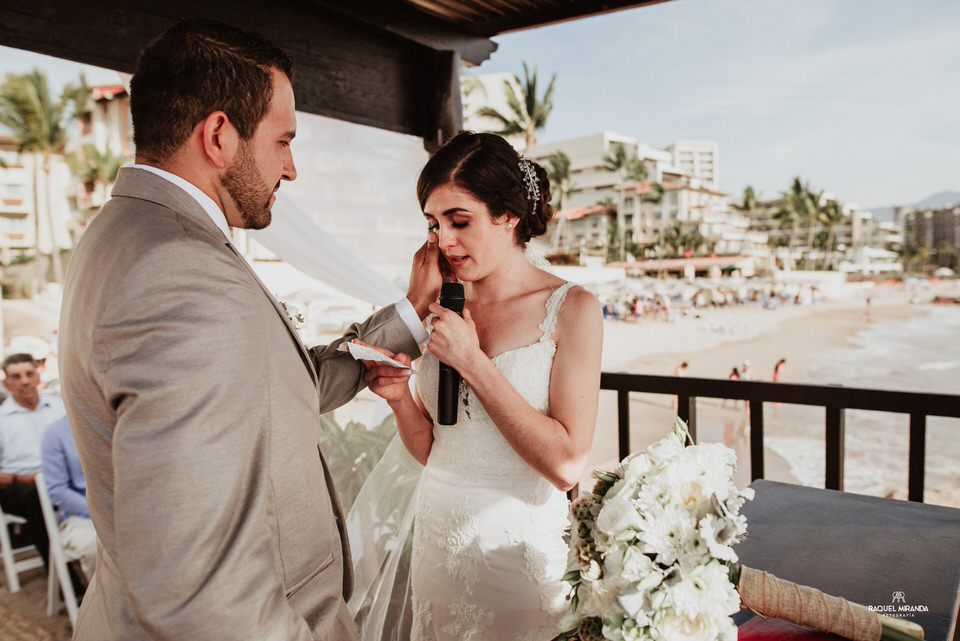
<box><xmin>59</xmin><ymin>167</ymin><xmax>420</xmax><ymax>641</ymax></box>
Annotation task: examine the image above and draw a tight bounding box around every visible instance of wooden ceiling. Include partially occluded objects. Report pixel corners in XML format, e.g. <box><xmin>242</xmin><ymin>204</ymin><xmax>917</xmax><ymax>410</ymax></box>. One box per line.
<box><xmin>403</xmin><ymin>0</ymin><xmax>670</xmax><ymax>36</ymax></box>
<box><xmin>0</xmin><ymin>0</ymin><xmax>670</xmax><ymax>147</ymax></box>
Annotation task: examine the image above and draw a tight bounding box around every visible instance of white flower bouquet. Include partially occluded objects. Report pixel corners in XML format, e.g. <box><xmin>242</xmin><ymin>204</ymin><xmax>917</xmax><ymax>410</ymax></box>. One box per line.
<box><xmin>553</xmin><ymin>419</ymin><xmax>924</xmax><ymax>641</ymax></box>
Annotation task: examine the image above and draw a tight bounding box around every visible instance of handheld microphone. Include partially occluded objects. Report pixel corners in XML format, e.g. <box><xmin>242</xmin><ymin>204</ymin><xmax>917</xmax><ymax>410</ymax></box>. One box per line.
<box><xmin>437</xmin><ymin>282</ymin><xmax>465</xmax><ymax>426</ymax></box>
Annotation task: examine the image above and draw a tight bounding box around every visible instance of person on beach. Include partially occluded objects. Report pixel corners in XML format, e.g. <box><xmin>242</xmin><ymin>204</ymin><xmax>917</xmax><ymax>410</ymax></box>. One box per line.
<box><xmin>673</xmin><ymin>361</ymin><xmax>689</xmax><ymax>377</ymax></box>
<box><xmin>722</xmin><ymin>367</ymin><xmax>740</xmax><ymax>408</ymax></box>
<box><xmin>773</xmin><ymin>358</ymin><xmax>787</xmax><ymax>382</ymax></box>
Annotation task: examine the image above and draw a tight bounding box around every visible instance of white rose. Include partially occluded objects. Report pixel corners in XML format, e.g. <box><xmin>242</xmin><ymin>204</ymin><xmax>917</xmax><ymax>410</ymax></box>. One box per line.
<box><xmin>653</xmin><ymin>612</ymin><xmax>717</xmax><ymax>641</ymax></box>
<box><xmin>646</xmin><ymin>434</ymin><xmax>684</xmax><ymax>467</ymax></box>
<box><xmin>621</xmin><ymin>545</ymin><xmax>655</xmax><ymax>582</ymax></box>
<box><xmin>596</xmin><ymin>495</ymin><xmax>643</xmax><ymax>537</ymax></box>
<box><xmin>624</xmin><ymin>453</ymin><xmax>652</xmax><ymax>480</ymax></box>
<box><xmin>669</xmin><ymin>562</ymin><xmax>741</xmax><ymax>620</ymax></box>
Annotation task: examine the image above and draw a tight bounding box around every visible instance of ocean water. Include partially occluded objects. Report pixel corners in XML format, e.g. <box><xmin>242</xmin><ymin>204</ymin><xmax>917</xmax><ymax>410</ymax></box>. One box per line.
<box><xmin>765</xmin><ymin>306</ymin><xmax>960</xmax><ymax>503</ymax></box>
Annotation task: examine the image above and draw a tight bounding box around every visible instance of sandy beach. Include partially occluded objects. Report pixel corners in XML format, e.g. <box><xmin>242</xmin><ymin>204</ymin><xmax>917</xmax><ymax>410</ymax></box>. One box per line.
<box><xmin>585</xmin><ymin>280</ymin><xmax>960</xmax><ymax>506</ymax></box>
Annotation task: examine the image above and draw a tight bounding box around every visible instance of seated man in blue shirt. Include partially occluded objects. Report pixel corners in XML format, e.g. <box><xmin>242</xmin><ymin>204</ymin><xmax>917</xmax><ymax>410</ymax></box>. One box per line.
<box><xmin>41</xmin><ymin>416</ymin><xmax>97</xmax><ymax>579</ymax></box>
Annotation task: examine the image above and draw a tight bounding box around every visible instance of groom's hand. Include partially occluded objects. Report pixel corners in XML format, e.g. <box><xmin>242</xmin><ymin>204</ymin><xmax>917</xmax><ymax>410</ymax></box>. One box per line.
<box><xmin>406</xmin><ymin>232</ymin><xmax>445</xmax><ymax>320</ymax></box>
<box><xmin>353</xmin><ymin>340</ymin><xmax>413</xmax><ymax>404</ymax></box>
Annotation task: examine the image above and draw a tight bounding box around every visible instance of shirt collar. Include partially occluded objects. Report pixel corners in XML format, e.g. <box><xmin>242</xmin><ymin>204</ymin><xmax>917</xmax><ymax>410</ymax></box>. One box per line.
<box><xmin>0</xmin><ymin>394</ymin><xmax>53</xmax><ymax>416</ymax></box>
<box><xmin>130</xmin><ymin>164</ymin><xmax>231</xmax><ymax>240</ymax></box>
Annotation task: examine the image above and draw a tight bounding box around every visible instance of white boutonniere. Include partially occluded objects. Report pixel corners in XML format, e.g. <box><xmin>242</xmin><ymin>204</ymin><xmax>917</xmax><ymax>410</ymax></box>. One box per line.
<box><xmin>278</xmin><ymin>298</ymin><xmax>305</xmax><ymax>330</ymax></box>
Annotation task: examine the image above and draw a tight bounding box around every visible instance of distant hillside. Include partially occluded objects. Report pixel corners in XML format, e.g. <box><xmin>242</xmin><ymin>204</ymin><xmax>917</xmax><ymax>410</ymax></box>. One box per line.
<box><xmin>871</xmin><ymin>190</ymin><xmax>960</xmax><ymax>222</ymax></box>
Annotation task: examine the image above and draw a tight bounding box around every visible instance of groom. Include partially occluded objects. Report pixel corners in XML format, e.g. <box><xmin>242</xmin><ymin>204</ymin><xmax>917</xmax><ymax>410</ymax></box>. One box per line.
<box><xmin>59</xmin><ymin>18</ymin><xmax>437</xmax><ymax>641</ymax></box>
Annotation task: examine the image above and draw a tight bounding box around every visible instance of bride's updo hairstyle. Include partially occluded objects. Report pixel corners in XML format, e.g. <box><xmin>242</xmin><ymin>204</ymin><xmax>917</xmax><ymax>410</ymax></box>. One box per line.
<box><xmin>417</xmin><ymin>132</ymin><xmax>554</xmax><ymax>244</ymax></box>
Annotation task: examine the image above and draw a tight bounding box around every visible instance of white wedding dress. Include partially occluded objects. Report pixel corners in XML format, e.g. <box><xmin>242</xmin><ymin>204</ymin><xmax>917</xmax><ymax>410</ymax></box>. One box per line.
<box><xmin>410</xmin><ymin>281</ymin><xmax>575</xmax><ymax>641</ymax></box>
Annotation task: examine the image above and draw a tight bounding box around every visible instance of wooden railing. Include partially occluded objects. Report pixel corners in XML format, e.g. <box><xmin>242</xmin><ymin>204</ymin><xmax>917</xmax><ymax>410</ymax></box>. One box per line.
<box><xmin>600</xmin><ymin>373</ymin><xmax>960</xmax><ymax>503</ymax></box>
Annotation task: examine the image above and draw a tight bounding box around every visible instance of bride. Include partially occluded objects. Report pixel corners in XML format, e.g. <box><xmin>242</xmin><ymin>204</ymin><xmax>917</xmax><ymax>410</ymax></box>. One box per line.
<box><xmin>360</xmin><ymin>132</ymin><xmax>603</xmax><ymax>641</ymax></box>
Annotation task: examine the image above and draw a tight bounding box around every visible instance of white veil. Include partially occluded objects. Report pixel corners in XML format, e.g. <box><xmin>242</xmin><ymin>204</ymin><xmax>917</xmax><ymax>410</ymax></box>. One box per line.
<box><xmin>340</xmin><ymin>246</ymin><xmax>553</xmax><ymax>640</ymax></box>
<box><xmin>345</xmin><ymin>432</ymin><xmax>422</xmax><ymax>641</ymax></box>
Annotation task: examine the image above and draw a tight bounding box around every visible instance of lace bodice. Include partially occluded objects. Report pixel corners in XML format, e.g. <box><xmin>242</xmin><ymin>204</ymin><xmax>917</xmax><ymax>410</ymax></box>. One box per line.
<box><xmin>416</xmin><ymin>281</ymin><xmax>576</xmax><ymax>488</ymax></box>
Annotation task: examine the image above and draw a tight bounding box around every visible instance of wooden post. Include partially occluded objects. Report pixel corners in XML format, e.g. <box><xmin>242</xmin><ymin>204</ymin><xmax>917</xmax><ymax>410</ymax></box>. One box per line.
<box><xmin>908</xmin><ymin>413</ymin><xmax>926</xmax><ymax>502</ymax></box>
<box><xmin>423</xmin><ymin>50</ymin><xmax>462</xmax><ymax>153</ymax></box>
<box><xmin>677</xmin><ymin>396</ymin><xmax>697</xmax><ymax>443</ymax></box>
<box><xmin>749</xmin><ymin>400</ymin><xmax>764</xmax><ymax>481</ymax></box>
<box><xmin>825</xmin><ymin>407</ymin><xmax>845</xmax><ymax>491</ymax></box>
<box><xmin>618</xmin><ymin>389</ymin><xmax>630</xmax><ymax>461</ymax></box>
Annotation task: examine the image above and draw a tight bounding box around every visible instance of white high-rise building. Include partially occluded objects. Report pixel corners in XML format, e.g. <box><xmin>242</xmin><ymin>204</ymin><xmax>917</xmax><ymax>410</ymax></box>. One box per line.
<box><xmin>0</xmin><ymin>136</ymin><xmax>34</xmax><ymax>263</ymax></box>
<box><xmin>666</xmin><ymin>141</ymin><xmax>719</xmax><ymax>188</ymax></box>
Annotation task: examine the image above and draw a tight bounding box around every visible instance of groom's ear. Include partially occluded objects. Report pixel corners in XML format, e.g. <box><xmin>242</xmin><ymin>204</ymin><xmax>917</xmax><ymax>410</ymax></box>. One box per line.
<box><xmin>200</xmin><ymin>111</ymin><xmax>240</xmax><ymax>169</ymax></box>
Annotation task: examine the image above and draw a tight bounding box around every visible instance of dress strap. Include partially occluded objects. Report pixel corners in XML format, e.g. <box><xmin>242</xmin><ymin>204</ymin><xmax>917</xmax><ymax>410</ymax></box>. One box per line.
<box><xmin>538</xmin><ymin>281</ymin><xmax>576</xmax><ymax>342</ymax></box>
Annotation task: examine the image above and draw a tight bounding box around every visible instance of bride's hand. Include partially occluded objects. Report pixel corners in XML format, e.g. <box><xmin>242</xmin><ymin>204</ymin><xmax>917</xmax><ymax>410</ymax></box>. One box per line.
<box><xmin>354</xmin><ymin>341</ymin><xmax>413</xmax><ymax>404</ymax></box>
<box><xmin>427</xmin><ymin>304</ymin><xmax>482</xmax><ymax>374</ymax></box>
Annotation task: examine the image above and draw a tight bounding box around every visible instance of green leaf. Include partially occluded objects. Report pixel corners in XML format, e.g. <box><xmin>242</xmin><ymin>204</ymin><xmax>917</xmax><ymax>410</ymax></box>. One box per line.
<box><xmin>563</xmin><ymin>570</ymin><xmax>581</xmax><ymax>582</ymax></box>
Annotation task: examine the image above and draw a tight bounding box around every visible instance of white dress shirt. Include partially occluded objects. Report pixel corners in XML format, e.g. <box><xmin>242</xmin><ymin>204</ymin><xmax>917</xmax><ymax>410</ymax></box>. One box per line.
<box><xmin>130</xmin><ymin>164</ymin><xmax>428</xmax><ymax>344</ymax></box>
<box><xmin>0</xmin><ymin>394</ymin><xmax>66</xmax><ymax>474</ymax></box>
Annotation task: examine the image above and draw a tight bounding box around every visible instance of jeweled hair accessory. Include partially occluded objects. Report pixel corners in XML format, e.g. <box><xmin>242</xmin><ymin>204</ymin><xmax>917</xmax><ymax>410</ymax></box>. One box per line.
<box><xmin>518</xmin><ymin>156</ymin><xmax>540</xmax><ymax>211</ymax></box>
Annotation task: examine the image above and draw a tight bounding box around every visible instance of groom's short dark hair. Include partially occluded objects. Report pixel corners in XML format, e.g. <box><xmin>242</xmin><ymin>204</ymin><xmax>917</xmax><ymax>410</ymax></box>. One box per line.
<box><xmin>130</xmin><ymin>18</ymin><xmax>294</xmax><ymax>163</ymax></box>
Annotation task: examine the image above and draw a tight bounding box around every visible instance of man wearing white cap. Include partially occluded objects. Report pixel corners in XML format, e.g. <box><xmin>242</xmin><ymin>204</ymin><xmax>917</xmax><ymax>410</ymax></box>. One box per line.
<box><xmin>0</xmin><ymin>352</ymin><xmax>66</xmax><ymax>571</ymax></box>
<box><xmin>8</xmin><ymin>336</ymin><xmax>58</xmax><ymax>393</ymax></box>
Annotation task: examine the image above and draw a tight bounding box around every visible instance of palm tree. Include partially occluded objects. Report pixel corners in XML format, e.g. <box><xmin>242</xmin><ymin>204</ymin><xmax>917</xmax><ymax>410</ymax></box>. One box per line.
<box><xmin>734</xmin><ymin>185</ymin><xmax>758</xmax><ymax>215</ymax></box>
<box><xmin>0</xmin><ymin>69</ymin><xmax>88</xmax><ymax>288</ymax></box>
<box><xmin>774</xmin><ymin>177</ymin><xmax>819</xmax><ymax>259</ymax></box>
<box><xmin>661</xmin><ymin>222</ymin><xmax>684</xmax><ymax>257</ymax></box>
<box><xmin>66</xmin><ymin>144</ymin><xmax>126</xmax><ymax>216</ymax></box>
<box><xmin>476</xmin><ymin>63</ymin><xmax>556</xmax><ymax>151</ymax></box>
<box><xmin>546</xmin><ymin>151</ymin><xmax>572</xmax><ymax>251</ymax></box>
<box><xmin>603</xmin><ymin>143</ymin><xmax>650</xmax><ymax>262</ymax></box>
<box><xmin>816</xmin><ymin>199</ymin><xmax>846</xmax><ymax>269</ymax></box>
<box><xmin>680</xmin><ymin>228</ymin><xmax>707</xmax><ymax>256</ymax></box>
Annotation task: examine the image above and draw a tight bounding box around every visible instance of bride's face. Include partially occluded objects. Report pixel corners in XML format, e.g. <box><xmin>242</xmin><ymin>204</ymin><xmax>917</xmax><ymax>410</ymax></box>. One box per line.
<box><xmin>423</xmin><ymin>183</ymin><xmax>520</xmax><ymax>282</ymax></box>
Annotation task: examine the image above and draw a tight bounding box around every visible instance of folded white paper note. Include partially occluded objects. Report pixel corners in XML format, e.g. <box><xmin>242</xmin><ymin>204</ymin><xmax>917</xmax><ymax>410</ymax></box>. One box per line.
<box><xmin>338</xmin><ymin>342</ymin><xmax>414</xmax><ymax>372</ymax></box>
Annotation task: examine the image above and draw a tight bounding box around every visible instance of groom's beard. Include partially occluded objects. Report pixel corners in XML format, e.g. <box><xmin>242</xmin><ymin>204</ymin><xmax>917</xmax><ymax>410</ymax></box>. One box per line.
<box><xmin>222</xmin><ymin>141</ymin><xmax>274</xmax><ymax>230</ymax></box>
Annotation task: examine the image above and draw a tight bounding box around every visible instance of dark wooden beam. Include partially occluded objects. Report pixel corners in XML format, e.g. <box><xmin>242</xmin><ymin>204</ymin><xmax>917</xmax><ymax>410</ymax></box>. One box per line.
<box><xmin>749</xmin><ymin>400</ymin><xmax>764</xmax><ymax>481</ymax></box>
<box><xmin>599</xmin><ymin>373</ymin><xmax>960</xmax><ymax>418</ymax></box>
<box><xmin>306</xmin><ymin>0</ymin><xmax>497</xmax><ymax>65</ymax></box>
<box><xmin>677</xmin><ymin>395</ymin><xmax>697</xmax><ymax>442</ymax></box>
<box><xmin>617</xmin><ymin>389</ymin><xmax>630</xmax><ymax>461</ymax></box>
<box><xmin>908</xmin><ymin>413</ymin><xmax>926</xmax><ymax>502</ymax></box>
<box><xmin>0</xmin><ymin>0</ymin><xmax>480</xmax><ymax>144</ymax></box>
<box><xmin>424</xmin><ymin>50</ymin><xmax>464</xmax><ymax>153</ymax></box>
<box><xmin>825</xmin><ymin>407</ymin><xmax>845</xmax><ymax>491</ymax></box>
<box><xmin>471</xmin><ymin>0</ymin><xmax>673</xmax><ymax>36</ymax></box>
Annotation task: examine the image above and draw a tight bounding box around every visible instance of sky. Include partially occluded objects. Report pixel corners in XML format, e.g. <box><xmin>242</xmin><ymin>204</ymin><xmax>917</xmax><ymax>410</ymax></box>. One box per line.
<box><xmin>1</xmin><ymin>0</ymin><xmax>958</xmax><ymax>210</ymax></box>
<box><xmin>477</xmin><ymin>0</ymin><xmax>960</xmax><ymax>208</ymax></box>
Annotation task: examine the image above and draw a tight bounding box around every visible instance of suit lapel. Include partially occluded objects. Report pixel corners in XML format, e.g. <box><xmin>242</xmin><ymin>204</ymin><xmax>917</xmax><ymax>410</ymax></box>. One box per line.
<box><xmin>111</xmin><ymin>167</ymin><xmax>320</xmax><ymax>386</ymax></box>
<box><xmin>224</xmin><ymin>243</ymin><xmax>320</xmax><ymax>386</ymax></box>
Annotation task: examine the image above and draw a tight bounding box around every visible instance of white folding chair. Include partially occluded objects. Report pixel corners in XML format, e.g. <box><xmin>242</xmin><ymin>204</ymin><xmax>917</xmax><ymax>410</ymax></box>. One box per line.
<box><xmin>35</xmin><ymin>473</ymin><xmax>82</xmax><ymax>626</ymax></box>
<box><xmin>0</xmin><ymin>502</ymin><xmax>45</xmax><ymax>593</ymax></box>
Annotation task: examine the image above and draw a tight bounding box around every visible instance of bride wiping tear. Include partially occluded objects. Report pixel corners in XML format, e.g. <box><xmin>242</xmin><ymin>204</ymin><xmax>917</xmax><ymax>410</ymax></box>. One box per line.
<box><xmin>352</xmin><ymin>132</ymin><xmax>603</xmax><ymax>641</ymax></box>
